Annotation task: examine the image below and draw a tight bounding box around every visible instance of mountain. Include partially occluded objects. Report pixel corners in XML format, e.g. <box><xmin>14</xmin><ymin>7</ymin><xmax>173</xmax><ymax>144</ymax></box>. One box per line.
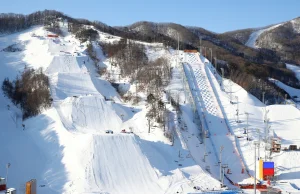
<box><xmin>222</xmin><ymin>28</ymin><xmax>255</xmax><ymax>45</ymax></box>
<box><xmin>225</xmin><ymin>17</ymin><xmax>300</xmax><ymax>65</ymax></box>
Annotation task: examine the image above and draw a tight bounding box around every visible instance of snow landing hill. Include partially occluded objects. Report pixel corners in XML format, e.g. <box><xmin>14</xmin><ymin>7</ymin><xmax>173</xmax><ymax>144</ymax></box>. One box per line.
<box><xmin>1</xmin><ymin>21</ymin><xmax>300</xmax><ymax>194</ymax></box>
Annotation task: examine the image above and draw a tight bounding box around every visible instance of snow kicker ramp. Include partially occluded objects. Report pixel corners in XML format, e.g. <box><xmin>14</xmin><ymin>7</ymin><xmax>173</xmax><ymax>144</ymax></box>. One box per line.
<box><xmin>46</xmin><ymin>55</ymin><xmax>88</xmax><ymax>74</ymax></box>
<box><xmin>57</xmin><ymin>96</ymin><xmax>123</xmax><ymax>133</ymax></box>
<box><xmin>84</xmin><ymin>134</ymin><xmax>163</xmax><ymax>194</ymax></box>
<box><xmin>183</xmin><ymin>53</ymin><xmax>251</xmax><ymax>184</ymax></box>
<box><xmin>49</xmin><ymin>73</ymin><xmax>100</xmax><ymax>101</ymax></box>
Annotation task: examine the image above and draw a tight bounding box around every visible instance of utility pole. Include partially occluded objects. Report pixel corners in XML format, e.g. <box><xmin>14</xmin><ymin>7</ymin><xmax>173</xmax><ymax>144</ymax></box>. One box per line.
<box><xmin>209</xmin><ymin>48</ymin><xmax>212</xmax><ymax>64</ymax></box>
<box><xmin>177</xmin><ymin>33</ymin><xmax>180</xmax><ymax>56</ymax></box>
<box><xmin>163</xmin><ymin>105</ymin><xmax>166</xmax><ymax>132</ymax></box>
<box><xmin>236</xmin><ymin>96</ymin><xmax>240</xmax><ymax>123</ymax></box>
<box><xmin>256</xmin><ymin>129</ymin><xmax>261</xmax><ymax>160</ymax></box>
<box><xmin>148</xmin><ymin>119</ymin><xmax>150</xmax><ymax>133</ymax></box>
<box><xmin>203</xmin><ymin>130</ymin><xmax>208</xmax><ymax>162</ymax></box>
<box><xmin>6</xmin><ymin>163</ymin><xmax>10</xmax><ymax>187</ymax></box>
<box><xmin>176</xmin><ymin>33</ymin><xmax>179</xmax><ymax>69</ymax></box>
<box><xmin>221</xmin><ymin>164</ymin><xmax>228</xmax><ymax>187</ymax></box>
<box><xmin>135</xmin><ymin>79</ymin><xmax>138</xmax><ymax>101</ymax></box>
<box><xmin>219</xmin><ymin>146</ymin><xmax>224</xmax><ymax>181</ymax></box>
<box><xmin>172</xmin><ymin>127</ymin><xmax>175</xmax><ymax>146</ymax></box>
<box><xmin>221</xmin><ymin>68</ymin><xmax>224</xmax><ymax>91</ymax></box>
<box><xmin>245</xmin><ymin>112</ymin><xmax>250</xmax><ymax>140</ymax></box>
<box><xmin>264</xmin><ymin>109</ymin><xmax>269</xmax><ymax>142</ymax></box>
<box><xmin>214</xmin><ymin>57</ymin><xmax>217</xmax><ymax>70</ymax></box>
<box><xmin>265</xmin><ymin>125</ymin><xmax>271</xmax><ymax>160</ymax></box>
<box><xmin>229</xmin><ymin>80</ymin><xmax>233</xmax><ymax>103</ymax></box>
<box><xmin>285</xmin><ymin>94</ymin><xmax>287</xmax><ymax>104</ymax></box>
<box><xmin>254</xmin><ymin>141</ymin><xmax>260</xmax><ymax>194</ymax></box>
<box><xmin>199</xmin><ymin>37</ymin><xmax>202</xmax><ymax>54</ymax></box>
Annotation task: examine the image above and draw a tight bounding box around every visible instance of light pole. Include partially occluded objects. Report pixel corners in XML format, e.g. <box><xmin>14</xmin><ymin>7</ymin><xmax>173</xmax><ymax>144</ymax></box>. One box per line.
<box><xmin>209</xmin><ymin>48</ymin><xmax>212</xmax><ymax>64</ymax></box>
<box><xmin>245</xmin><ymin>112</ymin><xmax>249</xmax><ymax>140</ymax></box>
<box><xmin>285</xmin><ymin>94</ymin><xmax>287</xmax><ymax>104</ymax></box>
<box><xmin>148</xmin><ymin>118</ymin><xmax>150</xmax><ymax>133</ymax></box>
<box><xmin>221</xmin><ymin>164</ymin><xmax>228</xmax><ymax>187</ymax></box>
<box><xmin>214</xmin><ymin>57</ymin><xmax>217</xmax><ymax>70</ymax></box>
<box><xmin>199</xmin><ymin>37</ymin><xmax>202</xmax><ymax>54</ymax></box>
<box><xmin>203</xmin><ymin>130</ymin><xmax>208</xmax><ymax>162</ymax></box>
<box><xmin>229</xmin><ymin>80</ymin><xmax>233</xmax><ymax>103</ymax></box>
<box><xmin>236</xmin><ymin>96</ymin><xmax>240</xmax><ymax>123</ymax></box>
<box><xmin>221</xmin><ymin>68</ymin><xmax>224</xmax><ymax>91</ymax></box>
<box><xmin>256</xmin><ymin>129</ymin><xmax>261</xmax><ymax>160</ymax></box>
<box><xmin>254</xmin><ymin>141</ymin><xmax>260</xmax><ymax>194</ymax></box>
<box><xmin>177</xmin><ymin>33</ymin><xmax>180</xmax><ymax>57</ymax></box>
<box><xmin>219</xmin><ymin>146</ymin><xmax>224</xmax><ymax>181</ymax></box>
<box><xmin>6</xmin><ymin>163</ymin><xmax>10</xmax><ymax>187</ymax></box>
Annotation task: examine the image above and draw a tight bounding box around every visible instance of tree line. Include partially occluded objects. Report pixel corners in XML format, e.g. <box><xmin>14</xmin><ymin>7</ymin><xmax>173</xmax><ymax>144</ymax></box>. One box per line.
<box><xmin>2</xmin><ymin>68</ymin><xmax>52</xmax><ymax>119</ymax></box>
<box><xmin>101</xmin><ymin>38</ymin><xmax>172</xmax><ymax>137</ymax></box>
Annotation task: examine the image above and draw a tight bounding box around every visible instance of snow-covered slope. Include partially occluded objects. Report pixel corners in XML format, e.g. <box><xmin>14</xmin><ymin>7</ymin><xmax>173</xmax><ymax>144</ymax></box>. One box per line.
<box><xmin>245</xmin><ymin>23</ymin><xmax>284</xmax><ymax>48</ymax></box>
<box><xmin>0</xmin><ymin>23</ymin><xmax>223</xmax><ymax>194</ymax></box>
<box><xmin>286</xmin><ymin>63</ymin><xmax>300</xmax><ymax>81</ymax></box>
<box><xmin>183</xmin><ymin>53</ymin><xmax>252</xmax><ymax>185</ymax></box>
<box><xmin>200</xmin><ymin>55</ymin><xmax>300</xmax><ymax>191</ymax></box>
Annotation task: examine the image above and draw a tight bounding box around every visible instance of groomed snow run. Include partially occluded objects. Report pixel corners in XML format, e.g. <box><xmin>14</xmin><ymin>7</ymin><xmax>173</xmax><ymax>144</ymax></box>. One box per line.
<box><xmin>286</xmin><ymin>63</ymin><xmax>300</xmax><ymax>81</ymax></box>
<box><xmin>245</xmin><ymin>23</ymin><xmax>284</xmax><ymax>48</ymax></box>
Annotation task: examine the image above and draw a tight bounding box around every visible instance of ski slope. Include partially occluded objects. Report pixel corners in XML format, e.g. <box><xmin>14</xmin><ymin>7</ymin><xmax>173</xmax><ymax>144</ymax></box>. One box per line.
<box><xmin>200</xmin><ymin>55</ymin><xmax>300</xmax><ymax>191</ymax></box>
<box><xmin>245</xmin><ymin>23</ymin><xmax>284</xmax><ymax>48</ymax></box>
<box><xmin>79</xmin><ymin>134</ymin><xmax>163</xmax><ymax>194</ymax></box>
<box><xmin>286</xmin><ymin>63</ymin><xmax>300</xmax><ymax>81</ymax></box>
<box><xmin>2</xmin><ymin>20</ymin><xmax>300</xmax><ymax>193</ymax></box>
<box><xmin>269</xmin><ymin>78</ymin><xmax>300</xmax><ymax>104</ymax></box>
<box><xmin>0</xmin><ymin>24</ymin><xmax>223</xmax><ymax>194</ymax></box>
<box><xmin>183</xmin><ymin>53</ymin><xmax>252</xmax><ymax>184</ymax></box>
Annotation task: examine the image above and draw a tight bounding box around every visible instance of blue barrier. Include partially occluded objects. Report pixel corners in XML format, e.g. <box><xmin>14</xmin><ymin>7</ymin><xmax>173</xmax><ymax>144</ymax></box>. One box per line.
<box><xmin>263</xmin><ymin>161</ymin><xmax>274</xmax><ymax>169</ymax></box>
<box><xmin>198</xmin><ymin>191</ymin><xmax>239</xmax><ymax>194</ymax></box>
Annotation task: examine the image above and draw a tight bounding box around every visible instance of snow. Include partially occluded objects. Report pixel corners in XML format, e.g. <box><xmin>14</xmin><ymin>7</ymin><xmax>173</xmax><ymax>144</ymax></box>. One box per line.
<box><xmin>245</xmin><ymin>23</ymin><xmax>284</xmax><ymax>48</ymax></box>
<box><xmin>0</xmin><ymin>23</ymin><xmax>223</xmax><ymax>194</ymax></box>
<box><xmin>1</xmin><ymin>20</ymin><xmax>300</xmax><ymax>194</ymax></box>
<box><xmin>269</xmin><ymin>78</ymin><xmax>300</xmax><ymax>102</ymax></box>
<box><xmin>183</xmin><ymin>53</ymin><xmax>252</xmax><ymax>184</ymax></box>
<box><xmin>199</xmin><ymin>55</ymin><xmax>300</xmax><ymax>191</ymax></box>
<box><xmin>286</xmin><ymin>63</ymin><xmax>300</xmax><ymax>81</ymax></box>
<box><xmin>268</xmin><ymin>105</ymin><xmax>300</xmax><ymax>146</ymax></box>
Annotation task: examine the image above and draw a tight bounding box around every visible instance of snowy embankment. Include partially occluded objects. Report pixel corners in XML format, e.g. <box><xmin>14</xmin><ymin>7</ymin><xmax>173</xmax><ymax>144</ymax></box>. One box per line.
<box><xmin>269</xmin><ymin>78</ymin><xmax>300</xmax><ymax>104</ymax></box>
<box><xmin>245</xmin><ymin>23</ymin><xmax>283</xmax><ymax>48</ymax></box>
<box><xmin>201</xmin><ymin>55</ymin><xmax>300</xmax><ymax>191</ymax></box>
<box><xmin>286</xmin><ymin>63</ymin><xmax>300</xmax><ymax>81</ymax></box>
<box><xmin>0</xmin><ymin>24</ymin><xmax>222</xmax><ymax>194</ymax></box>
<box><xmin>183</xmin><ymin>53</ymin><xmax>252</xmax><ymax>185</ymax></box>
<box><xmin>269</xmin><ymin>63</ymin><xmax>300</xmax><ymax>107</ymax></box>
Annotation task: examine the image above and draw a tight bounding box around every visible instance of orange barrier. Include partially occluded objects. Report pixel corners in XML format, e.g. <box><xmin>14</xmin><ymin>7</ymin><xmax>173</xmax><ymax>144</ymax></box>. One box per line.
<box><xmin>47</xmin><ymin>34</ymin><xmax>59</xmax><ymax>38</ymax></box>
<box><xmin>184</xmin><ymin>50</ymin><xmax>198</xmax><ymax>53</ymax></box>
<box><xmin>239</xmin><ymin>184</ymin><xmax>267</xmax><ymax>189</ymax></box>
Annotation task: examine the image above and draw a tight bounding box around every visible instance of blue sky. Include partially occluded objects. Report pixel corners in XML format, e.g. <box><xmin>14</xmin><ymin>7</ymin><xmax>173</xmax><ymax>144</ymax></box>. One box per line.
<box><xmin>1</xmin><ymin>0</ymin><xmax>299</xmax><ymax>33</ymax></box>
